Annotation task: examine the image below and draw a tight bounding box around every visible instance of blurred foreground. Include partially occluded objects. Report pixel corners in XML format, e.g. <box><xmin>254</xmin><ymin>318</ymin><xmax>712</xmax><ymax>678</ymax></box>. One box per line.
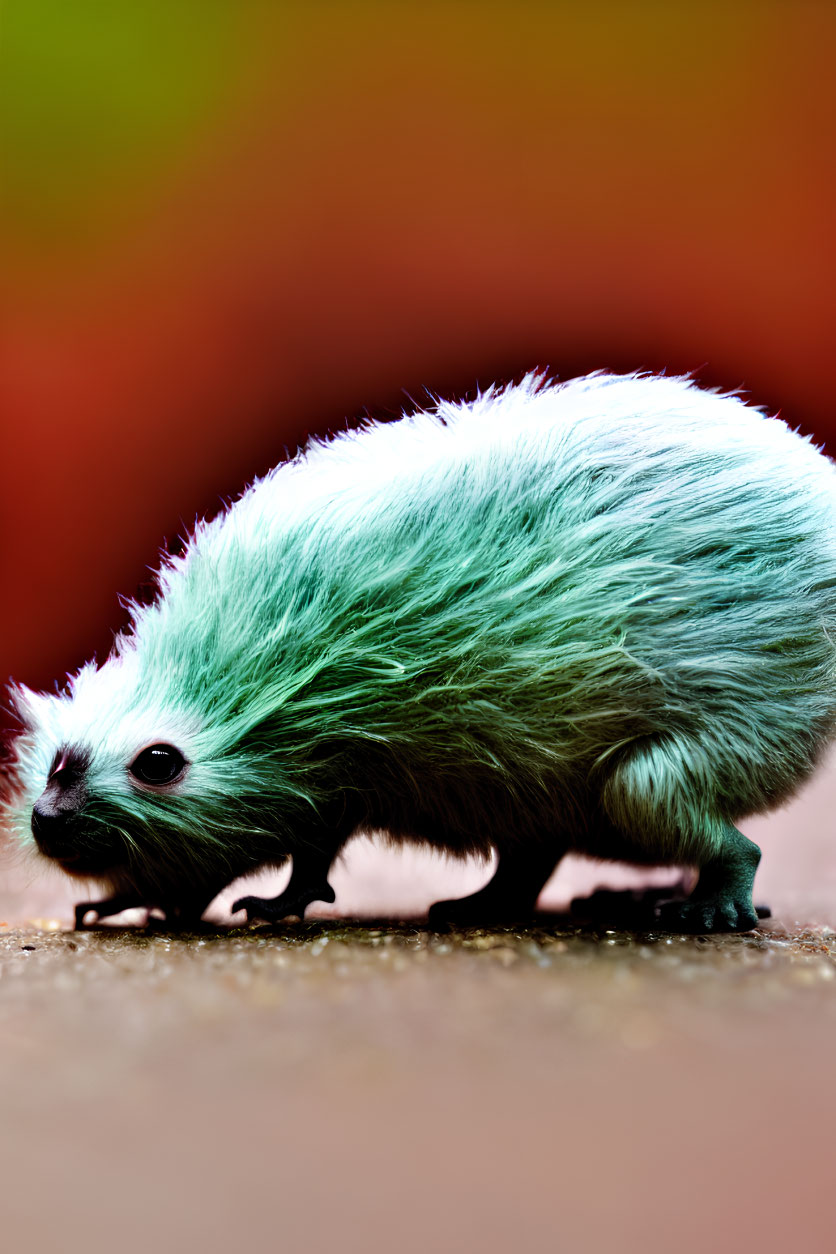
<box><xmin>1</xmin><ymin>914</ymin><xmax>834</xmax><ymax>1254</ymax></box>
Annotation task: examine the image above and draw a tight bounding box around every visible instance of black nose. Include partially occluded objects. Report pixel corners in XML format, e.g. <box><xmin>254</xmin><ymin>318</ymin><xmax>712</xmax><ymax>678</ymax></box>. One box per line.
<box><xmin>31</xmin><ymin>804</ymin><xmax>83</xmax><ymax>859</ymax></box>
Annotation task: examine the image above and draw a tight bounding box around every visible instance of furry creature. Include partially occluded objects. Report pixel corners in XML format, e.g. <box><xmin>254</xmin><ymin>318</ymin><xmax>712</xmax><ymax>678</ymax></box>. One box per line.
<box><xmin>5</xmin><ymin>372</ymin><xmax>836</xmax><ymax>932</ymax></box>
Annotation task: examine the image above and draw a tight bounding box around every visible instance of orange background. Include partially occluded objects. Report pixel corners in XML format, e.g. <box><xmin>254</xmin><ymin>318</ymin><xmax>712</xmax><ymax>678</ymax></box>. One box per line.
<box><xmin>2</xmin><ymin>0</ymin><xmax>834</xmax><ymax>731</ymax></box>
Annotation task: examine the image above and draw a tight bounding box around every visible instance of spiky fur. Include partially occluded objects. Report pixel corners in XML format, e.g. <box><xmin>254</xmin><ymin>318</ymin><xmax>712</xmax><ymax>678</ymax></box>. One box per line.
<box><xmin>6</xmin><ymin>371</ymin><xmax>836</xmax><ymax>914</ymax></box>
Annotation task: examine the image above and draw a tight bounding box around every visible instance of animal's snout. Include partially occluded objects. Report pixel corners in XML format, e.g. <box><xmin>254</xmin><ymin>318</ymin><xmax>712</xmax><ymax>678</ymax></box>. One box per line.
<box><xmin>31</xmin><ymin>751</ymin><xmax>89</xmax><ymax>862</ymax></box>
<box><xmin>31</xmin><ymin>801</ymin><xmax>83</xmax><ymax>860</ymax></box>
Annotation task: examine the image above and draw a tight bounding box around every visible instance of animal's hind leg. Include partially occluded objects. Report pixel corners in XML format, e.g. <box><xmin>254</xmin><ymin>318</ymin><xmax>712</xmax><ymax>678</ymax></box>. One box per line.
<box><xmin>428</xmin><ymin>843</ymin><xmax>564</xmax><ymax>929</ymax></box>
<box><xmin>600</xmin><ymin>737</ymin><xmax>766</xmax><ymax>933</ymax></box>
<box><xmin>657</xmin><ymin>824</ymin><xmax>762</xmax><ymax>933</ymax></box>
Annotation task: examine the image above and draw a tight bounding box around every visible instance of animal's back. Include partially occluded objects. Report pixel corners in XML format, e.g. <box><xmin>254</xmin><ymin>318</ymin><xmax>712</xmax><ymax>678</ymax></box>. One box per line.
<box><xmin>140</xmin><ymin>372</ymin><xmax>836</xmax><ymax>860</ymax></box>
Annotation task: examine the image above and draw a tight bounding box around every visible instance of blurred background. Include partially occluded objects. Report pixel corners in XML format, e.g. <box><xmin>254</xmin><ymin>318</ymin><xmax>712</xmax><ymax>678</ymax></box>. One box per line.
<box><xmin>2</xmin><ymin>0</ymin><xmax>835</xmax><ymax>919</ymax></box>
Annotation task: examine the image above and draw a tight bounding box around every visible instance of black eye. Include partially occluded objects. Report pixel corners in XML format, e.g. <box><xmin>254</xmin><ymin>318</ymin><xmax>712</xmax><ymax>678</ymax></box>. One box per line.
<box><xmin>129</xmin><ymin>744</ymin><xmax>186</xmax><ymax>786</ymax></box>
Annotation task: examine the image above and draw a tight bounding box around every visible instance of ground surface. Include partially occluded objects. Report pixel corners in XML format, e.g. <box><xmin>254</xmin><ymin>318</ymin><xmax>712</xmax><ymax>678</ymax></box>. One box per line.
<box><xmin>1</xmin><ymin>911</ymin><xmax>835</xmax><ymax>1254</ymax></box>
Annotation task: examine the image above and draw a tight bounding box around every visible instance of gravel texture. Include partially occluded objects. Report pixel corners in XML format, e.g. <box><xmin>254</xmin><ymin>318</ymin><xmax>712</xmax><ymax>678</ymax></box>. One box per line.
<box><xmin>2</xmin><ymin>912</ymin><xmax>835</xmax><ymax>1253</ymax></box>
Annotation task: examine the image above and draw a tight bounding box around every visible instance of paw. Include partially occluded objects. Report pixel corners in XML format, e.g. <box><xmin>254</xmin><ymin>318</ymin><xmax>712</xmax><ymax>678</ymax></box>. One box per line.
<box><xmin>657</xmin><ymin>895</ymin><xmax>760</xmax><ymax>934</ymax></box>
<box><xmin>427</xmin><ymin>899</ymin><xmax>467</xmax><ymax>930</ymax></box>
<box><xmin>74</xmin><ymin>903</ymin><xmax>99</xmax><ymax>929</ymax></box>
<box><xmin>427</xmin><ymin>896</ymin><xmax>532</xmax><ymax>930</ymax></box>
<box><xmin>570</xmin><ymin>883</ymin><xmax>690</xmax><ymax>927</ymax></box>
<box><xmin>232</xmin><ymin>882</ymin><xmax>336</xmax><ymax>924</ymax></box>
<box><xmin>232</xmin><ymin>894</ymin><xmax>293</xmax><ymax>923</ymax></box>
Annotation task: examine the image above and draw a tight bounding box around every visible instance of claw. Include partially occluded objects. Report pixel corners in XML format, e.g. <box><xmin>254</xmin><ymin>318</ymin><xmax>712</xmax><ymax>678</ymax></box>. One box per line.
<box><xmin>657</xmin><ymin>897</ymin><xmax>760</xmax><ymax>934</ymax></box>
<box><xmin>231</xmin><ymin>895</ymin><xmax>276</xmax><ymax>924</ymax></box>
<box><xmin>232</xmin><ymin>881</ymin><xmax>336</xmax><ymax>924</ymax></box>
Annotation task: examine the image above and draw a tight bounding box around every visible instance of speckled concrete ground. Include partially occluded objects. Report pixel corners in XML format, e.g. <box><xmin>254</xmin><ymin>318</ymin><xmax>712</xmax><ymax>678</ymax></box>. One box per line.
<box><xmin>2</xmin><ymin>911</ymin><xmax>836</xmax><ymax>1254</ymax></box>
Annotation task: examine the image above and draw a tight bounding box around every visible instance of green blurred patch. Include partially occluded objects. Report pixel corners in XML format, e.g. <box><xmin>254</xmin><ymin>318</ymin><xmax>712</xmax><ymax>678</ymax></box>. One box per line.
<box><xmin>0</xmin><ymin>0</ymin><xmax>243</xmax><ymax>246</ymax></box>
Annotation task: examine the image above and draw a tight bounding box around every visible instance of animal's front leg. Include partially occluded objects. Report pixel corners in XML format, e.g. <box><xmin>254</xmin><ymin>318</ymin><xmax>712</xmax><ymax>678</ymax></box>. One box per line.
<box><xmin>75</xmin><ymin>892</ymin><xmax>146</xmax><ymax>929</ymax></box>
<box><xmin>76</xmin><ymin>882</ymin><xmax>228</xmax><ymax>930</ymax></box>
<box><xmin>232</xmin><ymin>844</ymin><xmax>338</xmax><ymax>924</ymax></box>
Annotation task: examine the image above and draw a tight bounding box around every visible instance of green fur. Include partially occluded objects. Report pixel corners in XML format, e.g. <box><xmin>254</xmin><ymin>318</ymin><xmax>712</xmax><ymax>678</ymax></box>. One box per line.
<box><xmin>7</xmin><ymin>371</ymin><xmax>836</xmax><ymax>914</ymax></box>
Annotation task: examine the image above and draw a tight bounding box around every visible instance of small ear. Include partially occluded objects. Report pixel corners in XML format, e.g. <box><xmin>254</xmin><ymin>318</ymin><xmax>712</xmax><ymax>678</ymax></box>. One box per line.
<box><xmin>6</xmin><ymin>683</ymin><xmax>48</xmax><ymax>734</ymax></box>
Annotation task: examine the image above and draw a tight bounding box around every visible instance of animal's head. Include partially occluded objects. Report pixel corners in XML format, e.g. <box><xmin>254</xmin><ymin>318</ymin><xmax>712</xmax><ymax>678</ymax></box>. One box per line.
<box><xmin>3</xmin><ymin>639</ymin><xmax>309</xmax><ymax>904</ymax></box>
<box><xmin>2</xmin><ymin>497</ymin><xmax>364</xmax><ymax>909</ymax></box>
